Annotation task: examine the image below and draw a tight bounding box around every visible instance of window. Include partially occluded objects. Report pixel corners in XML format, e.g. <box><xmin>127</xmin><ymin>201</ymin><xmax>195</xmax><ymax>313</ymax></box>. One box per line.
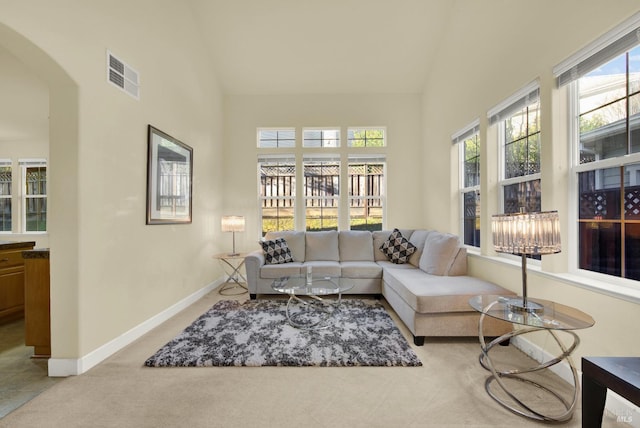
<box><xmin>554</xmin><ymin>12</ymin><xmax>640</xmax><ymax>282</ymax></box>
<box><xmin>0</xmin><ymin>161</ymin><xmax>11</xmax><ymax>232</ymax></box>
<box><xmin>257</xmin><ymin>128</ymin><xmax>295</xmax><ymax>148</ymax></box>
<box><xmin>454</xmin><ymin>122</ymin><xmax>480</xmax><ymax>247</ymax></box>
<box><xmin>490</xmin><ymin>83</ymin><xmax>541</xmax><ymax>215</ymax></box>
<box><xmin>21</xmin><ymin>160</ymin><xmax>47</xmax><ymax>232</ymax></box>
<box><xmin>574</xmin><ymin>47</ymin><xmax>640</xmax><ymax>281</ymax></box>
<box><xmin>303</xmin><ymin>129</ymin><xmax>340</xmax><ymax>148</ymax></box>
<box><xmin>258</xmin><ymin>155</ymin><xmax>296</xmax><ymax>236</ymax></box>
<box><xmin>303</xmin><ymin>155</ymin><xmax>340</xmax><ymax>231</ymax></box>
<box><xmin>347</xmin><ymin>128</ymin><xmax>386</xmax><ymax>147</ymax></box>
<box><xmin>348</xmin><ymin>155</ymin><xmax>385</xmax><ymax>231</ymax></box>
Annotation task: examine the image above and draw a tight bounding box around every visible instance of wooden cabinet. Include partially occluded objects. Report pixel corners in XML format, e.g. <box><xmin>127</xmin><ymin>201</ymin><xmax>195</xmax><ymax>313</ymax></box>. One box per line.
<box><xmin>23</xmin><ymin>249</ymin><xmax>50</xmax><ymax>358</ymax></box>
<box><xmin>0</xmin><ymin>241</ymin><xmax>35</xmax><ymax>323</ymax></box>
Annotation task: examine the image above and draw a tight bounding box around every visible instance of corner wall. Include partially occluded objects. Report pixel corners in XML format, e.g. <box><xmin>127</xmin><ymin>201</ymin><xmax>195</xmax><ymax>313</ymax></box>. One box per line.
<box><xmin>421</xmin><ymin>0</ymin><xmax>640</xmax><ymax>364</ymax></box>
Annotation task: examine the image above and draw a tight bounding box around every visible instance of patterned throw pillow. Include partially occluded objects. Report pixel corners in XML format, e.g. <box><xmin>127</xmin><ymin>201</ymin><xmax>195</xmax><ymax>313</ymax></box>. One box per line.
<box><xmin>260</xmin><ymin>238</ymin><xmax>294</xmax><ymax>265</ymax></box>
<box><xmin>380</xmin><ymin>229</ymin><xmax>417</xmax><ymax>264</ymax></box>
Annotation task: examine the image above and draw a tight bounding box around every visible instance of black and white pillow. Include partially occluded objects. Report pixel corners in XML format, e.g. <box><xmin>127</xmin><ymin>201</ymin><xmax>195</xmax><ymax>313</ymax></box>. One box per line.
<box><xmin>260</xmin><ymin>238</ymin><xmax>294</xmax><ymax>265</ymax></box>
<box><xmin>380</xmin><ymin>229</ymin><xmax>416</xmax><ymax>264</ymax></box>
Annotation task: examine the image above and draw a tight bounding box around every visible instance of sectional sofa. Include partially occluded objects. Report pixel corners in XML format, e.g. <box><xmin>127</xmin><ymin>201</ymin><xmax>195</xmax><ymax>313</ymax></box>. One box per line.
<box><xmin>244</xmin><ymin>229</ymin><xmax>514</xmax><ymax>345</ymax></box>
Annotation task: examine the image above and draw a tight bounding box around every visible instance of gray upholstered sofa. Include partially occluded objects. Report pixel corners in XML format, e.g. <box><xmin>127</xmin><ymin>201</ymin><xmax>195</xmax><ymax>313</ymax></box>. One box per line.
<box><xmin>244</xmin><ymin>229</ymin><xmax>514</xmax><ymax>345</ymax></box>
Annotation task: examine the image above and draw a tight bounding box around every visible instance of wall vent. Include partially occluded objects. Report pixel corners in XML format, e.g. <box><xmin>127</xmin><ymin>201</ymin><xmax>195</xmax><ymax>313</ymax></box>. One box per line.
<box><xmin>107</xmin><ymin>50</ymin><xmax>140</xmax><ymax>100</ymax></box>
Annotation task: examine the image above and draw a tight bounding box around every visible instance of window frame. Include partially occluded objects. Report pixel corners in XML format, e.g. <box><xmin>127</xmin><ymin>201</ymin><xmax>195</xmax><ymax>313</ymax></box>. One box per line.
<box><xmin>302</xmin><ymin>128</ymin><xmax>341</xmax><ymax>148</ymax></box>
<box><xmin>257</xmin><ymin>155</ymin><xmax>296</xmax><ymax>236</ymax></box>
<box><xmin>257</xmin><ymin>128</ymin><xmax>296</xmax><ymax>149</ymax></box>
<box><xmin>554</xmin><ymin>11</ymin><xmax>640</xmax><ymax>288</ymax></box>
<box><xmin>302</xmin><ymin>154</ymin><xmax>341</xmax><ymax>231</ymax></box>
<box><xmin>569</xmin><ymin>61</ymin><xmax>640</xmax><ymax>282</ymax></box>
<box><xmin>454</xmin><ymin>121</ymin><xmax>481</xmax><ymax>248</ymax></box>
<box><xmin>347</xmin><ymin>155</ymin><xmax>386</xmax><ymax>231</ymax></box>
<box><xmin>491</xmin><ymin>84</ymin><xmax>542</xmax><ymax>215</ymax></box>
<box><xmin>347</xmin><ymin>127</ymin><xmax>386</xmax><ymax>148</ymax></box>
<box><xmin>20</xmin><ymin>159</ymin><xmax>47</xmax><ymax>234</ymax></box>
<box><xmin>0</xmin><ymin>160</ymin><xmax>12</xmax><ymax>234</ymax></box>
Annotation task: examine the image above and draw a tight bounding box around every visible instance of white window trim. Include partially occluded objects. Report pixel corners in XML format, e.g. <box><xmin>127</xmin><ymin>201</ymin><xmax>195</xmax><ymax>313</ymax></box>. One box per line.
<box><xmin>452</xmin><ymin>119</ymin><xmax>480</xmax><ymax>145</ymax></box>
<box><xmin>553</xmin><ymin>11</ymin><xmax>640</xmax><ymax>86</ymax></box>
<box><xmin>488</xmin><ymin>80</ymin><xmax>540</xmax><ymax>125</ymax></box>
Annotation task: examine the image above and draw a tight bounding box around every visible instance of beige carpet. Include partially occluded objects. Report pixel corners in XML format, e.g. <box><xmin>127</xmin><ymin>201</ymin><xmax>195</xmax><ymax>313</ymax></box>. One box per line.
<box><xmin>0</xmin><ymin>290</ymin><xmax>625</xmax><ymax>427</ymax></box>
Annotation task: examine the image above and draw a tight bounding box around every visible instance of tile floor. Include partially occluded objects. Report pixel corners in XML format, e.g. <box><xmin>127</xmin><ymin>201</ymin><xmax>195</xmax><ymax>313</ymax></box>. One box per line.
<box><xmin>0</xmin><ymin>318</ymin><xmax>60</xmax><ymax>419</ymax></box>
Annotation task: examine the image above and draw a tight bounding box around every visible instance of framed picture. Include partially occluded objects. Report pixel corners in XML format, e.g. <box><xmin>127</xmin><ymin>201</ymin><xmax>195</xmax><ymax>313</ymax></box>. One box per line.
<box><xmin>146</xmin><ymin>125</ymin><xmax>193</xmax><ymax>224</ymax></box>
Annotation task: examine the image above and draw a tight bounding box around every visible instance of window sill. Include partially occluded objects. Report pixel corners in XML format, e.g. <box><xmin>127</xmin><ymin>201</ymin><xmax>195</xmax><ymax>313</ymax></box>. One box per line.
<box><xmin>467</xmin><ymin>252</ymin><xmax>640</xmax><ymax>305</ymax></box>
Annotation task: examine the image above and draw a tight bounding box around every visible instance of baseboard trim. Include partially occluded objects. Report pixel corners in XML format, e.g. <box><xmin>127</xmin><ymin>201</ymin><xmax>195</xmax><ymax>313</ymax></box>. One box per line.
<box><xmin>512</xmin><ymin>335</ymin><xmax>640</xmax><ymax>427</ymax></box>
<box><xmin>48</xmin><ymin>280</ymin><xmax>221</xmax><ymax>377</ymax></box>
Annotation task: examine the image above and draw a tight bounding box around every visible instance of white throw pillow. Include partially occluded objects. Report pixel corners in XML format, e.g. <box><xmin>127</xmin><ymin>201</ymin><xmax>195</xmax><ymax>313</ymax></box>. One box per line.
<box><xmin>419</xmin><ymin>232</ymin><xmax>460</xmax><ymax>275</ymax></box>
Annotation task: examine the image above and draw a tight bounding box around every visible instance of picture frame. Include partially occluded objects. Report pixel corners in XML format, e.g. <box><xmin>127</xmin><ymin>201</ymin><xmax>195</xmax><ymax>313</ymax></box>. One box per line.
<box><xmin>146</xmin><ymin>125</ymin><xmax>193</xmax><ymax>224</ymax></box>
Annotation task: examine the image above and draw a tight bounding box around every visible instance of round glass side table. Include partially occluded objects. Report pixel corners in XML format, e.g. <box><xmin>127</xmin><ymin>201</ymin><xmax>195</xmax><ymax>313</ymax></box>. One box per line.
<box><xmin>469</xmin><ymin>294</ymin><xmax>595</xmax><ymax>422</ymax></box>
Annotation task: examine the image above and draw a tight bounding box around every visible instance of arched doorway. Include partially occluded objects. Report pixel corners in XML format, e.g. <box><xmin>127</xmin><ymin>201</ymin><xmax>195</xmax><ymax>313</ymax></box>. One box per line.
<box><xmin>0</xmin><ymin>22</ymin><xmax>80</xmax><ymax>376</ymax></box>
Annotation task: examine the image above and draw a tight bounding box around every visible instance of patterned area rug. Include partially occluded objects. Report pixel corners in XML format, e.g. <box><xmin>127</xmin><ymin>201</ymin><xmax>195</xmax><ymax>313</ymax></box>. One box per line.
<box><xmin>144</xmin><ymin>299</ymin><xmax>422</xmax><ymax>367</ymax></box>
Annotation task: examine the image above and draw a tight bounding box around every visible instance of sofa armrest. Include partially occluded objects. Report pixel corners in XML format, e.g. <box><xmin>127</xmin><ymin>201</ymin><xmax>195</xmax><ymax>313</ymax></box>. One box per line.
<box><xmin>244</xmin><ymin>250</ymin><xmax>265</xmax><ymax>296</ymax></box>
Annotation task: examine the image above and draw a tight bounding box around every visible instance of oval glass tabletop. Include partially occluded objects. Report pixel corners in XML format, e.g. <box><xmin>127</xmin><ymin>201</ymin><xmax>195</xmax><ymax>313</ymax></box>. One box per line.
<box><xmin>469</xmin><ymin>294</ymin><xmax>595</xmax><ymax>330</ymax></box>
<box><xmin>272</xmin><ymin>275</ymin><xmax>354</xmax><ymax>296</ymax></box>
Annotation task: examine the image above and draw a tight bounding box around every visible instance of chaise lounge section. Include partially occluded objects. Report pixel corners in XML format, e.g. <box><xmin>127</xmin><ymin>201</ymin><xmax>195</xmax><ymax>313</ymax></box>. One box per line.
<box><xmin>244</xmin><ymin>229</ymin><xmax>514</xmax><ymax>344</ymax></box>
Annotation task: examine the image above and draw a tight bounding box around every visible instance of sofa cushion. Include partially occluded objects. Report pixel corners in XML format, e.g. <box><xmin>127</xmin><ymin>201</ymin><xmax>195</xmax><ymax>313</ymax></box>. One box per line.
<box><xmin>407</xmin><ymin>229</ymin><xmax>431</xmax><ymax>266</ymax></box>
<box><xmin>340</xmin><ymin>261</ymin><xmax>382</xmax><ymax>279</ymax></box>
<box><xmin>382</xmin><ymin>267</ymin><xmax>514</xmax><ymax>314</ymax></box>
<box><xmin>260</xmin><ymin>238</ymin><xmax>294</xmax><ymax>264</ymax></box>
<box><xmin>303</xmin><ymin>261</ymin><xmax>341</xmax><ymax>277</ymax></box>
<box><xmin>380</xmin><ymin>229</ymin><xmax>416</xmax><ymax>264</ymax></box>
<box><xmin>419</xmin><ymin>232</ymin><xmax>460</xmax><ymax>275</ymax></box>
<box><xmin>260</xmin><ymin>262</ymin><xmax>304</xmax><ymax>279</ymax></box>
<box><xmin>305</xmin><ymin>231</ymin><xmax>339</xmax><ymax>261</ymax></box>
<box><xmin>339</xmin><ymin>231</ymin><xmax>374</xmax><ymax>261</ymax></box>
<box><xmin>264</xmin><ymin>231</ymin><xmax>305</xmax><ymax>261</ymax></box>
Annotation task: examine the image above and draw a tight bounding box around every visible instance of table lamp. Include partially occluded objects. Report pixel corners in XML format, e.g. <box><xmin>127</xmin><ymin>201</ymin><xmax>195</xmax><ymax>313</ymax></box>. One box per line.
<box><xmin>492</xmin><ymin>210</ymin><xmax>561</xmax><ymax>313</ymax></box>
<box><xmin>221</xmin><ymin>215</ymin><xmax>245</xmax><ymax>256</ymax></box>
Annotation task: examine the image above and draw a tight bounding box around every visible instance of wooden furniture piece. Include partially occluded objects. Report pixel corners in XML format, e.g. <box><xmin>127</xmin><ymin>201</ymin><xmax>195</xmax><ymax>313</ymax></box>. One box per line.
<box><xmin>582</xmin><ymin>357</ymin><xmax>640</xmax><ymax>427</ymax></box>
<box><xmin>23</xmin><ymin>248</ymin><xmax>51</xmax><ymax>358</ymax></box>
<box><xmin>0</xmin><ymin>241</ymin><xmax>35</xmax><ymax>323</ymax></box>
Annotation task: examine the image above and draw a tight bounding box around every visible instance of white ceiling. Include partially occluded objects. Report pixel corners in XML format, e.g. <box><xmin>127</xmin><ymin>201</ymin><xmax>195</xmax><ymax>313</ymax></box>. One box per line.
<box><xmin>188</xmin><ymin>0</ymin><xmax>454</xmax><ymax>95</ymax></box>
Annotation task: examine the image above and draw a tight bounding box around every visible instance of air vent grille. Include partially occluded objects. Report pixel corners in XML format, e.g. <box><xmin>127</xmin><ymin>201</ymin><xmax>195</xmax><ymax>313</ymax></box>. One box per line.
<box><xmin>107</xmin><ymin>50</ymin><xmax>139</xmax><ymax>100</ymax></box>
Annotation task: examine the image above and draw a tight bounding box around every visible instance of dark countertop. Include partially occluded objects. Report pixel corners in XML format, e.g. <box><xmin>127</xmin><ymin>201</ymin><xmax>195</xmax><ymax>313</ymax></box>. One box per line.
<box><xmin>0</xmin><ymin>240</ymin><xmax>36</xmax><ymax>251</ymax></box>
<box><xmin>22</xmin><ymin>248</ymin><xmax>50</xmax><ymax>259</ymax></box>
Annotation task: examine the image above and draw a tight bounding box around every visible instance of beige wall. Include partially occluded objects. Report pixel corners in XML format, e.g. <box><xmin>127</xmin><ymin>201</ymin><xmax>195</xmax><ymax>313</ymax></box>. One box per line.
<box><xmin>422</xmin><ymin>0</ymin><xmax>640</xmax><ymax>361</ymax></box>
<box><xmin>223</xmin><ymin>93</ymin><xmax>424</xmax><ymax>251</ymax></box>
<box><xmin>0</xmin><ymin>0</ymin><xmax>224</xmax><ymax>361</ymax></box>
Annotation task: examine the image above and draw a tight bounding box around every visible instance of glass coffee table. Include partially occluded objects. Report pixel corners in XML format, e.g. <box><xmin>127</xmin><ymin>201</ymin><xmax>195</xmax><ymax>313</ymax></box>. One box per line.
<box><xmin>272</xmin><ymin>275</ymin><xmax>354</xmax><ymax>330</ymax></box>
<box><xmin>469</xmin><ymin>294</ymin><xmax>595</xmax><ymax>422</ymax></box>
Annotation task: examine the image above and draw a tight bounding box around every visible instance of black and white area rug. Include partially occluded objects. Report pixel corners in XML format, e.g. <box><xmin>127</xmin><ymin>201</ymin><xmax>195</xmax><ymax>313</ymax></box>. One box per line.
<box><xmin>144</xmin><ymin>299</ymin><xmax>422</xmax><ymax>367</ymax></box>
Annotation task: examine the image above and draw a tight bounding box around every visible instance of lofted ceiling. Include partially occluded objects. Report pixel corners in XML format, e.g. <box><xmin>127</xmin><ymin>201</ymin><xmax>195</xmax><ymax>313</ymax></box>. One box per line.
<box><xmin>188</xmin><ymin>0</ymin><xmax>455</xmax><ymax>95</ymax></box>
